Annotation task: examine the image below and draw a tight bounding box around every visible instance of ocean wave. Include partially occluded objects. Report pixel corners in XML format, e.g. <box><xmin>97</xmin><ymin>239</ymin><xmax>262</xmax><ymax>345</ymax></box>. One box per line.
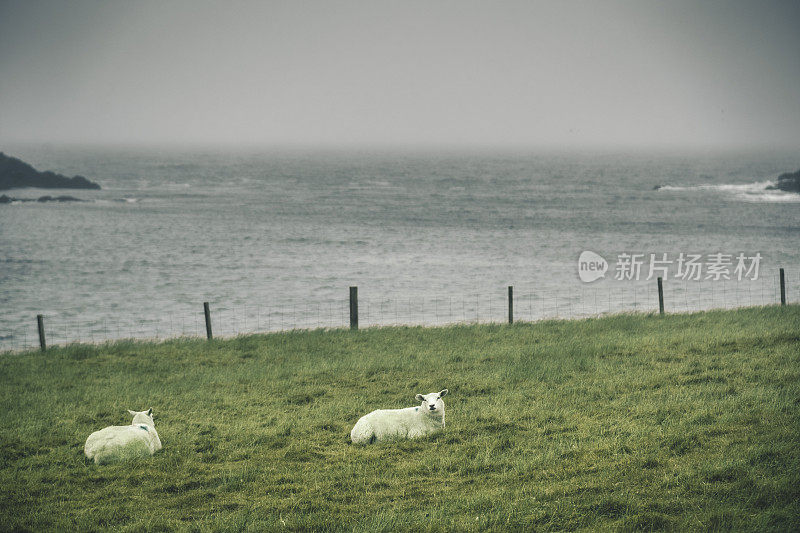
<box><xmin>736</xmin><ymin>192</ymin><xmax>800</xmax><ymax>203</ymax></box>
<box><xmin>657</xmin><ymin>180</ymin><xmax>800</xmax><ymax>203</ymax></box>
<box><xmin>94</xmin><ymin>198</ymin><xmax>139</xmax><ymax>204</ymax></box>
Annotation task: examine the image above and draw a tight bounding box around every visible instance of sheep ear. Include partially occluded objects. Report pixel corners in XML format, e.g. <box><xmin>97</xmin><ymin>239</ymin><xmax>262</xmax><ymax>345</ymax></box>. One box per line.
<box><xmin>146</xmin><ymin>408</ymin><xmax>153</xmax><ymax>417</ymax></box>
<box><xmin>415</xmin><ymin>394</ymin><xmax>425</xmax><ymax>402</ymax></box>
<box><xmin>439</xmin><ymin>389</ymin><xmax>449</xmax><ymax>397</ymax></box>
<box><xmin>127</xmin><ymin>409</ymin><xmax>136</xmax><ymax>416</ymax></box>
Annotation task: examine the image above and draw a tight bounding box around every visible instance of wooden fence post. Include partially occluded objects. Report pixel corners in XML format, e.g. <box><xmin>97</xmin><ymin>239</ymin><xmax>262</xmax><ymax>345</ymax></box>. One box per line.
<box><xmin>508</xmin><ymin>286</ymin><xmax>513</xmax><ymax>324</ymax></box>
<box><xmin>657</xmin><ymin>277</ymin><xmax>664</xmax><ymax>315</ymax></box>
<box><xmin>203</xmin><ymin>302</ymin><xmax>213</xmax><ymax>339</ymax></box>
<box><xmin>37</xmin><ymin>314</ymin><xmax>46</xmax><ymax>351</ymax></box>
<box><xmin>779</xmin><ymin>268</ymin><xmax>786</xmax><ymax>306</ymax></box>
<box><xmin>350</xmin><ymin>287</ymin><xmax>358</xmax><ymax>330</ymax></box>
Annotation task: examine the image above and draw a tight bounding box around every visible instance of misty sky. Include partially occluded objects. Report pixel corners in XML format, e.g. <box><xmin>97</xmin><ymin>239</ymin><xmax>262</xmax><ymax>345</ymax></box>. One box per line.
<box><xmin>1</xmin><ymin>0</ymin><xmax>799</xmax><ymax>148</ymax></box>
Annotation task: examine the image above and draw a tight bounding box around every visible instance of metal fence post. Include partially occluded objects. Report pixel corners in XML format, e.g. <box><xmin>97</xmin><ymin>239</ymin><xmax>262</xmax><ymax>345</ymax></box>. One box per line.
<box><xmin>350</xmin><ymin>287</ymin><xmax>358</xmax><ymax>330</ymax></box>
<box><xmin>657</xmin><ymin>277</ymin><xmax>665</xmax><ymax>315</ymax></box>
<box><xmin>204</xmin><ymin>302</ymin><xmax>213</xmax><ymax>339</ymax></box>
<box><xmin>508</xmin><ymin>286</ymin><xmax>513</xmax><ymax>324</ymax></box>
<box><xmin>37</xmin><ymin>314</ymin><xmax>46</xmax><ymax>351</ymax></box>
<box><xmin>779</xmin><ymin>268</ymin><xmax>786</xmax><ymax>305</ymax></box>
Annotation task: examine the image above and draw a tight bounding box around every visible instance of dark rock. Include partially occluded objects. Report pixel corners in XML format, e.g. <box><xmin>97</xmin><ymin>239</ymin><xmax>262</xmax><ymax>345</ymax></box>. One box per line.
<box><xmin>0</xmin><ymin>152</ymin><xmax>101</xmax><ymax>191</ymax></box>
<box><xmin>37</xmin><ymin>195</ymin><xmax>84</xmax><ymax>202</ymax></box>
<box><xmin>765</xmin><ymin>169</ymin><xmax>800</xmax><ymax>193</ymax></box>
<box><xmin>0</xmin><ymin>194</ymin><xmax>85</xmax><ymax>204</ymax></box>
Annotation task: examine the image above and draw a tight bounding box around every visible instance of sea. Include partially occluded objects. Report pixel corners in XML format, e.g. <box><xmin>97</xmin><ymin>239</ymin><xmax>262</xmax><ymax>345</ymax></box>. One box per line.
<box><xmin>1</xmin><ymin>145</ymin><xmax>799</xmax><ymax>350</ymax></box>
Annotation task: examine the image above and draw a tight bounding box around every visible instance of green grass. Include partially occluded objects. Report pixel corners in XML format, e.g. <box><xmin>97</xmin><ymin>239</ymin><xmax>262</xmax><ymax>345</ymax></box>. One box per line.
<box><xmin>1</xmin><ymin>306</ymin><xmax>799</xmax><ymax>532</ymax></box>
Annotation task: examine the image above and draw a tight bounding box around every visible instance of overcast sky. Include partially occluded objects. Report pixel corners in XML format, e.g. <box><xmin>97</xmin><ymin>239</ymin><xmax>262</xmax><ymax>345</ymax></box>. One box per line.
<box><xmin>1</xmin><ymin>0</ymin><xmax>798</xmax><ymax>148</ymax></box>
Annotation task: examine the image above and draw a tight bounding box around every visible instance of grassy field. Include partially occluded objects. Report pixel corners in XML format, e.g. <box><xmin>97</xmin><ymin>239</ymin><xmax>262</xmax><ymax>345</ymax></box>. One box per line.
<box><xmin>1</xmin><ymin>306</ymin><xmax>799</xmax><ymax>532</ymax></box>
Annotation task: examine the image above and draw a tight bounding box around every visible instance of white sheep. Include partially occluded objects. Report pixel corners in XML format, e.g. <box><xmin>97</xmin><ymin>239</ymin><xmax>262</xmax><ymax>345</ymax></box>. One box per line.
<box><xmin>84</xmin><ymin>408</ymin><xmax>162</xmax><ymax>464</ymax></box>
<box><xmin>350</xmin><ymin>389</ymin><xmax>448</xmax><ymax>444</ymax></box>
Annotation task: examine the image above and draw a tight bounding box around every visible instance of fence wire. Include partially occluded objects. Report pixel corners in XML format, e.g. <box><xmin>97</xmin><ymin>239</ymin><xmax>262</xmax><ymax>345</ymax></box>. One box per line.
<box><xmin>1</xmin><ymin>270</ymin><xmax>797</xmax><ymax>353</ymax></box>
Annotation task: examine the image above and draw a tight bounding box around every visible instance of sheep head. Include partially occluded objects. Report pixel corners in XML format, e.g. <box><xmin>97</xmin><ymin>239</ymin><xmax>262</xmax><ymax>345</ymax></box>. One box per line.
<box><xmin>127</xmin><ymin>408</ymin><xmax>154</xmax><ymax>426</ymax></box>
<box><xmin>415</xmin><ymin>389</ymin><xmax>448</xmax><ymax>415</ymax></box>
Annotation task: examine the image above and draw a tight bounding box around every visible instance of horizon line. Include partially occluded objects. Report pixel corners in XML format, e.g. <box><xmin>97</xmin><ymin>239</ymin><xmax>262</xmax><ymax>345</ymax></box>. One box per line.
<box><xmin>3</xmin><ymin>139</ymin><xmax>800</xmax><ymax>154</ymax></box>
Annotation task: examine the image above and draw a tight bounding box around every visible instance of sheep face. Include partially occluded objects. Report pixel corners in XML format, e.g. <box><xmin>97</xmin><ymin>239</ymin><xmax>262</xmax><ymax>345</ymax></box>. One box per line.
<box><xmin>415</xmin><ymin>389</ymin><xmax>448</xmax><ymax>415</ymax></box>
<box><xmin>127</xmin><ymin>408</ymin><xmax>154</xmax><ymax>426</ymax></box>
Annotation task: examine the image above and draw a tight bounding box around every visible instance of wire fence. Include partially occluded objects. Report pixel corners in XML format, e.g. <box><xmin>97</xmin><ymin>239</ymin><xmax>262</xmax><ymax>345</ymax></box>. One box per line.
<box><xmin>1</xmin><ymin>269</ymin><xmax>797</xmax><ymax>353</ymax></box>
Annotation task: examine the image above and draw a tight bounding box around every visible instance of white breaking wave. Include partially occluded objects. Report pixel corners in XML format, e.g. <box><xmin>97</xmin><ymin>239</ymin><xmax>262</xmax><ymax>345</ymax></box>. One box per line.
<box><xmin>102</xmin><ymin>197</ymin><xmax>139</xmax><ymax>204</ymax></box>
<box><xmin>658</xmin><ymin>180</ymin><xmax>800</xmax><ymax>203</ymax></box>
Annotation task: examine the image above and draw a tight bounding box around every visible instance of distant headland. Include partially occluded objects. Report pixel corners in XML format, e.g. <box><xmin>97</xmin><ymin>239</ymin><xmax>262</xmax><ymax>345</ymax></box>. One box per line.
<box><xmin>0</xmin><ymin>152</ymin><xmax>100</xmax><ymax>191</ymax></box>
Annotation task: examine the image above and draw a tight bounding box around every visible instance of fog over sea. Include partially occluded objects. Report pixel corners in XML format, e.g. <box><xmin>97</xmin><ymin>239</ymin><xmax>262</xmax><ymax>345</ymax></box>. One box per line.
<box><xmin>1</xmin><ymin>146</ymin><xmax>799</xmax><ymax>350</ymax></box>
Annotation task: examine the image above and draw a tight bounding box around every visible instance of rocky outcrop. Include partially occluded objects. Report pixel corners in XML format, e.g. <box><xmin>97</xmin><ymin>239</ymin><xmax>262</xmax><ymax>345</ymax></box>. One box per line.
<box><xmin>0</xmin><ymin>152</ymin><xmax>100</xmax><ymax>190</ymax></box>
<box><xmin>766</xmin><ymin>169</ymin><xmax>800</xmax><ymax>193</ymax></box>
<box><xmin>36</xmin><ymin>195</ymin><xmax>85</xmax><ymax>202</ymax></box>
<box><xmin>0</xmin><ymin>194</ymin><xmax>85</xmax><ymax>203</ymax></box>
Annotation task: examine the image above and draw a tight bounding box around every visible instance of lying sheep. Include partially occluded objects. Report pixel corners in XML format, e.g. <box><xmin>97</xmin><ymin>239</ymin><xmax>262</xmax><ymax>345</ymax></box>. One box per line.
<box><xmin>351</xmin><ymin>389</ymin><xmax>448</xmax><ymax>444</ymax></box>
<box><xmin>84</xmin><ymin>408</ymin><xmax>162</xmax><ymax>464</ymax></box>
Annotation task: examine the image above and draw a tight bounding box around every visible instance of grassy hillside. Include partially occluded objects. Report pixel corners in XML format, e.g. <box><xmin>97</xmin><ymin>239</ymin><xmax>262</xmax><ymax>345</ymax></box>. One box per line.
<box><xmin>1</xmin><ymin>306</ymin><xmax>799</xmax><ymax>531</ymax></box>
